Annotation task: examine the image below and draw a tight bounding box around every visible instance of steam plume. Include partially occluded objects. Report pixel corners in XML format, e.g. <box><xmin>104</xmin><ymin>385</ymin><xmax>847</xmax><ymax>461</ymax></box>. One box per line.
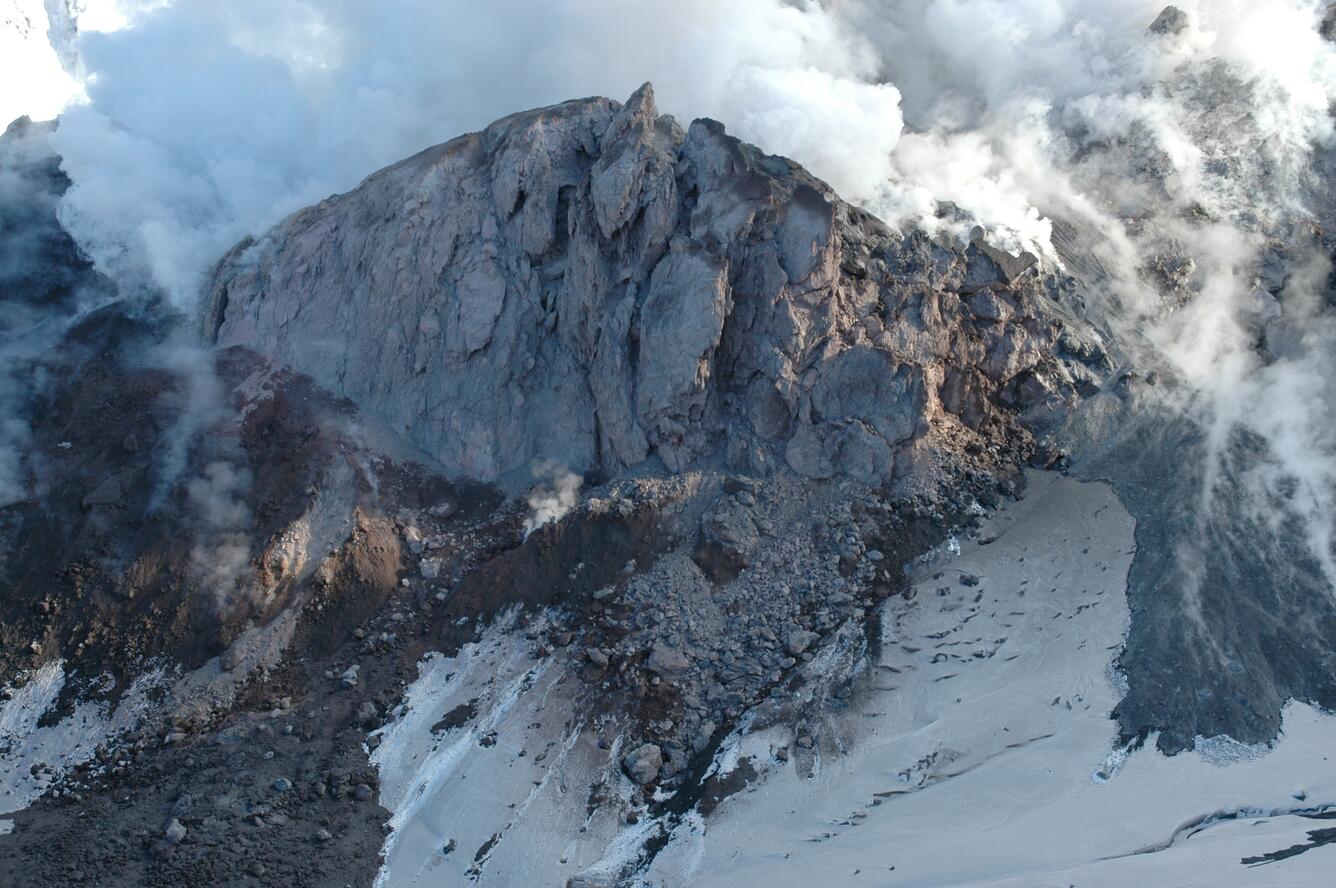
<box><xmin>524</xmin><ymin>462</ymin><xmax>582</xmax><ymax>539</ymax></box>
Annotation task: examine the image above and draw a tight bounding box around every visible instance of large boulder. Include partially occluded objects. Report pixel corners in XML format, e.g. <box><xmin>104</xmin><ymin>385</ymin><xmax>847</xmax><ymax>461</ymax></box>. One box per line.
<box><xmin>621</xmin><ymin>742</ymin><xmax>664</xmax><ymax>785</ymax></box>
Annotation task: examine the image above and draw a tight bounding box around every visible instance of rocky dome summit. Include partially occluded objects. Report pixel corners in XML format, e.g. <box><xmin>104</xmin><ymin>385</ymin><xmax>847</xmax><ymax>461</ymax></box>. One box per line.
<box><xmin>205</xmin><ymin>84</ymin><xmax>1108</xmax><ymax>488</ymax></box>
<box><xmin>5</xmin><ymin>4</ymin><xmax>1336</xmax><ymax>887</ymax></box>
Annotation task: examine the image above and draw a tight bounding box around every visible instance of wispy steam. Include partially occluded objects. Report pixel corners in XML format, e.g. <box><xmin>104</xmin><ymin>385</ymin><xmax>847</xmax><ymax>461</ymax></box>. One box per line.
<box><xmin>185</xmin><ymin>459</ymin><xmax>254</xmax><ymax>607</ymax></box>
<box><xmin>523</xmin><ymin>462</ymin><xmax>582</xmax><ymax>539</ymax></box>
<box><xmin>143</xmin><ymin>334</ymin><xmax>229</xmax><ymax>510</ymax></box>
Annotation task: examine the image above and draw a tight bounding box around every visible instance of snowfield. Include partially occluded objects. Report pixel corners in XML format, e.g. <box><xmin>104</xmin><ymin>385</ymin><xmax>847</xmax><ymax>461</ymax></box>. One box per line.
<box><xmin>373</xmin><ymin>473</ymin><xmax>1336</xmax><ymax>886</ymax></box>
<box><xmin>647</xmin><ymin>473</ymin><xmax>1336</xmax><ymax>887</ymax></box>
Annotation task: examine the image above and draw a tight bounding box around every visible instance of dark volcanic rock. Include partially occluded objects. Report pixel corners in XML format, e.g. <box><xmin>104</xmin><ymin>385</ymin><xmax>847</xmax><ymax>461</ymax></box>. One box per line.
<box><xmin>1071</xmin><ymin>398</ymin><xmax>1336</xmax><ymax>754</ymax></box>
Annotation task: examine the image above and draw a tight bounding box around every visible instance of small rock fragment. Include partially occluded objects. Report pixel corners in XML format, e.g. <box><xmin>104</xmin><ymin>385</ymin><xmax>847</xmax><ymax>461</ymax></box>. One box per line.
<box><xmin>645</xmin><ymin>641</ymin><xmax>690</xmax><ymax>677</ymax></box>
<box><xmin>220</xmin><ymin>646</ymin><xmax>244</xmax><ymax>672</ymax></box>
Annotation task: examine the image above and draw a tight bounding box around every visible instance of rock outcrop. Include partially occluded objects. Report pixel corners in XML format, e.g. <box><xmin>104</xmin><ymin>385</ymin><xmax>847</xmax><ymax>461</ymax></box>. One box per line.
<box><xmin>205</xmin><ymin>84</ymin><xmax>1109</xmax><ymax>486</ymax></box>
<box><xmin>1148</xmin><ymin>5</ymin><xmax>1189</xmax><ymax>36</ymax></box>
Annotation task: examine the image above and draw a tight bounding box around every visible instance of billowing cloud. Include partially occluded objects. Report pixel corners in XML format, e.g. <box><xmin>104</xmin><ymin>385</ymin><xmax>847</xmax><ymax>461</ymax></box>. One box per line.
<box><xmin>45</xmin><ymin>0</ymin><xmax>904</xmax><ymax>304</ymax></box>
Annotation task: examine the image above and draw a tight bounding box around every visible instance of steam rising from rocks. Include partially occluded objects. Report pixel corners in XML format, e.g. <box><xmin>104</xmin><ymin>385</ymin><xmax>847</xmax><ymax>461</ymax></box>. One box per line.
<box><xmin>40</xmin><ymin>0</ymin><xmax>903</xmax><ymax>303</ymax></box>
<box><xmin>523</xmin><ymin>463</ymin><xmax>582</xmax><ymax>539</ymax></box>
<box><xmin>185</xmin><ymin>460</ymin><xmax>254</xmax><ymax>608</ymax></box>
<box><xmin>0</xmin><ymin>115</ymin><xmax>108</xmax><ymax>507</ymax></box>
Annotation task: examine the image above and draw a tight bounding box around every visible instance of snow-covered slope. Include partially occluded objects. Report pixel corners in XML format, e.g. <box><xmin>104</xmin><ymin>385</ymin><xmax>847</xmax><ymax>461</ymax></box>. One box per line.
<box><xmin>648</xmin><ymin>473</ymin><xmax>1336</xmax><ymax>887</ymax></box>
<box><xmin>363</xmin><ymin>473</ymin><xmax>1336</xmax><ymax>886</ymax></box>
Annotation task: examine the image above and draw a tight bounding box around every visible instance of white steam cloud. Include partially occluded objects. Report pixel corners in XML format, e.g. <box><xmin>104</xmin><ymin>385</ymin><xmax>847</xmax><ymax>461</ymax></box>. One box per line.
<box><xmin>36</xmin><ymin>1</ymin><xmax>1334</xmax><ymax>295</ymax></box>
<box><xmin>185</xmin><ymin>459</ymin><xmax>254</xmax><ymax>608</ymax></box>
<box><xmin>524</xmin><ymin>462</ymin><xmax>582</xmax><ymax>539</ymax></box>
<box><xmin>41</xmin><ymin>0</ymin><xmax>904</xmax><ymax>303</ymax></box>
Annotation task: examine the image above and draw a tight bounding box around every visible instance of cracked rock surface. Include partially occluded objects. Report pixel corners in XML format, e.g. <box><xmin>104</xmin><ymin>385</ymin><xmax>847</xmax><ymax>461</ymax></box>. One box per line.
<box><xmin>206</xmin><ymin>84</ymin><xmax>1110</xmax><ymax>487</ymax></box>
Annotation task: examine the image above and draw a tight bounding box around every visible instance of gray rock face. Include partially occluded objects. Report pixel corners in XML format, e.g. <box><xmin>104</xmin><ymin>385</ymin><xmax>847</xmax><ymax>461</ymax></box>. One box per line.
<box><xmin>206</xmin><ymin>84</ymin><xmax>1106</xmax><ymax>485</ymax></box>
<box><xmin>696</xmin><ymin>493</ymin><xmax>761</xmax><ymax>580</ymax></box>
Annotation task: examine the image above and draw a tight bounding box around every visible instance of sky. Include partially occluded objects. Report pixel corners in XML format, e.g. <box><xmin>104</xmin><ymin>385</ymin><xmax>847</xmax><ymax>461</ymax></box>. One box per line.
<box><xmin>1</xmin><ymin>0</ymin><xmax>79</xmax><ymax>125</ymax></box>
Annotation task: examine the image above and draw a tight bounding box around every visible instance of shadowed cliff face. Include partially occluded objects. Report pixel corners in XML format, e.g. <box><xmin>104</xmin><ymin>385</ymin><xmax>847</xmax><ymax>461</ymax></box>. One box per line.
<box><xmin>0</xmin><ymin>117</ymin><xmax>100</xmax><ymax>314</ymax></box>
<box><xmin>0</xmin><ymin>116</ymin><xmax>117</xmax><ymax>510</ymax></box>
<box><xmin>205</xmin><ymin>84</ymin><xmax>1112</xmax><ymax>488</ymax></box>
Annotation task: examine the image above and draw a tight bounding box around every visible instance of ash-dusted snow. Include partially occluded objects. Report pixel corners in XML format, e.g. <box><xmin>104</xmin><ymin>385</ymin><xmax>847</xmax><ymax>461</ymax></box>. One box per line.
<box><xmin>647</xmin><ymin>473</ymin><xmax>1336</xmax><ymax>887</ymax></box>
<box><xmin>371</xmin><ymin>474</ymin><xmax>1336</xmax><ymax>886</ymax></box>
<box><xmin>370</xmin><ymin>610</ymin><xmax>635</xmax><ymax>887</ymax></box>
<box><xmin>0</xmin><ymin>661</ymin><xmax>162</xmax><ymax>822</ymax></box>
